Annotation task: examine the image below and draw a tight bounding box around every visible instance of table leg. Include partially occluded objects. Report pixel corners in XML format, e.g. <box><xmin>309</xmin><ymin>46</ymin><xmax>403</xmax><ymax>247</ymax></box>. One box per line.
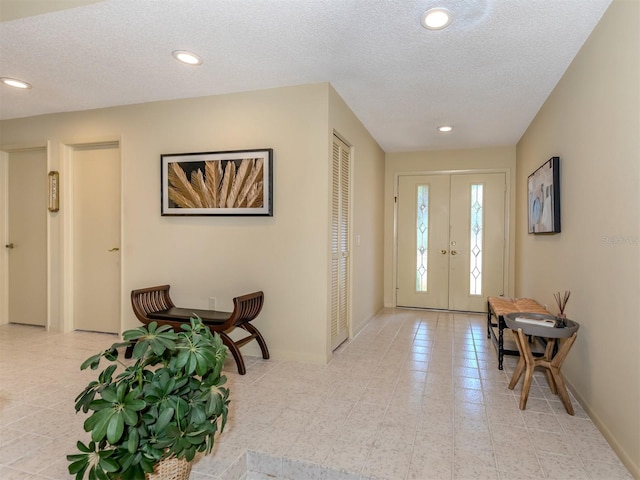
<box><xmin>508</xmin><ymin>336</ymin><xmax>526</xmax><ymax>390</ymax></box>
<box><xmin>548</xmin><ymin>333</ymin><xmax>578</xmax><ymax>415</ymax></box>
<box><xmin>543</xmin><ymin>338</ymin><xmax>557</xmax><ymax>394</ymax></box>
<box><xmin>507</xmin><ymin>328</ymin><xmax>536</xmax><ymax>410</ymax></box>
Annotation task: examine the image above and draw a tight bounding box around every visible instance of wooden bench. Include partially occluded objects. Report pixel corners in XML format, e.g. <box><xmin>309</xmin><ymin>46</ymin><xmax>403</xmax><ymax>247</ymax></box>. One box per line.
<box><xmin>487</xmin><ymin>296</ymin><xmax>551</xmax><ymax>370</ymax></box>
<box><xmin>128</xmin><ymin>285</ymin><xmax>269</xmax><ymax>375</ymax></box>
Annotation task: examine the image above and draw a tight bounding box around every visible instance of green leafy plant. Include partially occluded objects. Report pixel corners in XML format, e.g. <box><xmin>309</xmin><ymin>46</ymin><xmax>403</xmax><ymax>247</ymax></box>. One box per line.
<box><xmin>67</xmin><ymin>317</ymin><xmax>230</xmax><ymax>480</ymax></box>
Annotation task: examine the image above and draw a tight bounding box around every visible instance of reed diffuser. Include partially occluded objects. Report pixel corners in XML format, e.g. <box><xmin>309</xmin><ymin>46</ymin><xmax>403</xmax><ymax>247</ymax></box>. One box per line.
<box><xmin>554</xmin><ymin>290</ymin><xmax>571</xmax><ymax>326</ymax></box>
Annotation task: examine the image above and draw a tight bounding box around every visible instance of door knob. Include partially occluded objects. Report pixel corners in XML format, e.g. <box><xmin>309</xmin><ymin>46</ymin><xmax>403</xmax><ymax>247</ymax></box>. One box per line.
<box><xmin>440</xmin><ymin>249</ymin><xmax>447</xmax><ymax>254</ymax></box>
<box><xmin>5</xmin><ymin>243</ymin><xmax>14</xmax><ymax>249</ymax></box>
<box><xmin>451</xmin><ymin>250</ymin><xmax>458</xmax><ymax>255</ymax></box>
<box><xmin>108</xmin><ymin>247</ymin><xmax>120</xmax><ymax>252</ymax></box>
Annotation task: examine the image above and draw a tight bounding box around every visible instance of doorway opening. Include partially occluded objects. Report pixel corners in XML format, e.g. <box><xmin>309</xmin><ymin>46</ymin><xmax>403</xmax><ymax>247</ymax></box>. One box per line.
<box><xmin>395</xmin><ymin>171</ymin><xmax>509</xmax><ymax>312</ymax></box>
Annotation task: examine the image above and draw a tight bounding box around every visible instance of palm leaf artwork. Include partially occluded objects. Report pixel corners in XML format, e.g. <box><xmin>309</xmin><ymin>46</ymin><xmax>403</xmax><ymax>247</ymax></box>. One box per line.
<box><xmin>240</xmin><ymin>159</ymin><xmax>264</xmax><ymax>208</ymax></box>
<box><xmin>167</xmin><ymin>162</ymin><xmax>203</xmax><ymax>208</ymax></box>
<box><xmin>168</xmin><ymin>158</ymin><xmax>264</xmax><ymax>209</ymax></box>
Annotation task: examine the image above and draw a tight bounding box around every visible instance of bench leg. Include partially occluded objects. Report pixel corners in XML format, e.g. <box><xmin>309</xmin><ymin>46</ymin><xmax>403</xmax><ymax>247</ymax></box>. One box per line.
<box><xmin>488</xmin><ymin>300</ymin><xmax>505</xmax><ymax>370</ymax></box>
<box><xmin>220</xmin><ymin>332</ymin><xmax>247</xmax><ymax>375</ymax></box>
<box><xmin>498</xmin><ymin>315</ymin><xmax>505</xmax><ymax>370</ymax></box>
<box><xmin>487</xmin><ymin>302</ymin><xmax>492</xmax><ymax>338</ymax></box>
<box><xmin>240</xmin><ymin>323</ymin><xmax>270</xmax><ymax>360</ymax></box>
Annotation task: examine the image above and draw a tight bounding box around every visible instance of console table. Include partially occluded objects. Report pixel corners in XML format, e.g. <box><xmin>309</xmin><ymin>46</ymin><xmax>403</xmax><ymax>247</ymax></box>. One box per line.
<box><xmin>504</xmin><ymin>313</ymin><xmax>580</xmax><ymax>415</ymax></box>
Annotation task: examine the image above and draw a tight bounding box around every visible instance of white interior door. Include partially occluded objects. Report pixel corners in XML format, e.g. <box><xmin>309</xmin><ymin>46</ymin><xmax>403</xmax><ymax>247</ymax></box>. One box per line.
<box><xmin>397</xmin><ymin>172</ymin><xmax>506</xmax><ymax>312</ymax></box>
<box><xmin>72</xmin><ymin>143</ymin><xmax>121</xmax><ymax>333</ymax></box>
<box><xmin>330</xmin><ymin>135</ymin><xmax>350</xmax><ymax>349</ymax></box>
<box><xmin>7</xmin><ymin>149</ymin><xmax>47</xmax><ymax>326</ymax></box>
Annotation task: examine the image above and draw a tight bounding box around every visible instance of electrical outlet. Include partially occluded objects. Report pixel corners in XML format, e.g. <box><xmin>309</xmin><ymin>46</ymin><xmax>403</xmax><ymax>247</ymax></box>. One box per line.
<box><xmin>209</xmin><ymin>297</ymin><xmax>216</xmax><ymax>310</ymax></box>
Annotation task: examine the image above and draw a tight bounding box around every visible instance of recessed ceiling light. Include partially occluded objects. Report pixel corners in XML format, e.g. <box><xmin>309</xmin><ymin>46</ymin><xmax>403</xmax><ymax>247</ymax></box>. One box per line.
<box><xmin>421</xmin><ymin>8</ymin><xmax>452</xmax><ymax>30</ymax></box>
<box><xmin>172</xmin><ymin>50</ymin><xmax>203</xmax><ymax>65</ymax></box>
<box><xmin>438</xmin><ymin>125</ymin><xmax>453</xmax><ymax>132</ymax></box>
<box><xmin>1</xmin><ymin>77</ymin><xmax>31</xmax><ymax>89</ymax></box>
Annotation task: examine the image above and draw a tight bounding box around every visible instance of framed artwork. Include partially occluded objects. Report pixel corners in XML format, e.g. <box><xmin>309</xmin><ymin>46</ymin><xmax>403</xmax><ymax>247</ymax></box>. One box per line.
<box><xmin>161</xmin><ymin>149</ymin><xmax>273</xmax><ymax>216</ymax></box>
<box><xmin>528</xmin><ymin>156</ymin><xmax>560</xmax><ymax>234</ymax></box>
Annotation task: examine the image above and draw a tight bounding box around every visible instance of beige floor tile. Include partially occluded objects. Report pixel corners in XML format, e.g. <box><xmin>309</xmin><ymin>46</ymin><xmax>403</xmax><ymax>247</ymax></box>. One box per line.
<box><xmin>537</xmin><ymin>453</ymin><xmax>591</xmax><ymax>480</ymax></box>
<box><xmin>582</xmin><ymin>459</ymin><xmax>635</xmax><ymax>479</ymax></box>
<box><xmin>0</xmin><ymin>310</ymin><xmax>632</xmax><ymax>480</ymax></box>
<box><xmin>521</xmin><ymin>411</ymin><xmax>564</xmax><ymax>434</ymax></box>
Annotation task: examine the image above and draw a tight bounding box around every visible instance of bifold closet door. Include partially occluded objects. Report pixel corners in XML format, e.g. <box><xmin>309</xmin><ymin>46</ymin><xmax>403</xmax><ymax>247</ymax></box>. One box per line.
<box><xmin>330</xmin><ymin>135</ymin><xmax>350</xmax><ymax>349</ymax></box>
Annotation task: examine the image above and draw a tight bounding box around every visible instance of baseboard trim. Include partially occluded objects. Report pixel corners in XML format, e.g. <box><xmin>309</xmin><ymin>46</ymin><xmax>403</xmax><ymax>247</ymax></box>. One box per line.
<box><xmin>566</xmin><ymin>377</ymin><xmax>639</xmax><ymax>479</ymax></box>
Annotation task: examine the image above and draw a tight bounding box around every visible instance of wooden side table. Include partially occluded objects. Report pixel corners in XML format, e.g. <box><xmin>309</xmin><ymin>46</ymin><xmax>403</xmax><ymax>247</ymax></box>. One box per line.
<box><xmin>504</xmin><ymin>313</ymin><xmax>580</xmax><ymax>415</ymax></box>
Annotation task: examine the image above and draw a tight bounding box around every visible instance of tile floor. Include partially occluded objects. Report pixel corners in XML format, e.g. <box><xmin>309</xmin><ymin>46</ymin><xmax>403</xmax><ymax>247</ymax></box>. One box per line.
<box><xmin>0</xmin><ymin>308</ymin><xmax>633</xmax><ymax>479</ymax></box>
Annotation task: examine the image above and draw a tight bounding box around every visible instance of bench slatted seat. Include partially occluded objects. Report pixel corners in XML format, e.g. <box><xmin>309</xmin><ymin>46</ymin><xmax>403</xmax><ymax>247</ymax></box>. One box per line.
<box><xmin>129</xmin><ymin>285</ymin><xmax>269</xmax><ymax>375</ymax></box>
<box><xmin>487</xmin><ymin>296</ymin><xmax>551</xmax><ymax>370</ymax></box>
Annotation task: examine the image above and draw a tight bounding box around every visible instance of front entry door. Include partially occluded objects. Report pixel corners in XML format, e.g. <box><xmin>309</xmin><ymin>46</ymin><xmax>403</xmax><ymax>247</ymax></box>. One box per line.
<box><xmin>397</xmin><ymin>174</ymin><xmax>451</xmax><ymax>309</ymax></box>
<box><xmin>397</xmin><ymin>172</ymin><xmax>506</xmax><ymax>312</ymax></box>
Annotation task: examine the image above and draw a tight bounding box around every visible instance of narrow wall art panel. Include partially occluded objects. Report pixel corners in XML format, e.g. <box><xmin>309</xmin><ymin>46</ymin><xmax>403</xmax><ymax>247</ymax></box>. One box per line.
<box><xmin>528</xmin><ymin>156</ymin><xmax>560</xmax><ymax>234</ymax></box>
<box><xmin>161</xmin><ymin>149</ymin><xmax>273</xmax><ymax>216</ymax></box>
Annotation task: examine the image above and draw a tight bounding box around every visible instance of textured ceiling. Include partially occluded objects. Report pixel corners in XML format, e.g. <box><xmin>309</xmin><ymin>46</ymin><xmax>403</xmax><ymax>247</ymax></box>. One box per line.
<box><xmin>0</xmin><ymin>0</ymin><xmax>611</xmax><ymax>152</ymax></box>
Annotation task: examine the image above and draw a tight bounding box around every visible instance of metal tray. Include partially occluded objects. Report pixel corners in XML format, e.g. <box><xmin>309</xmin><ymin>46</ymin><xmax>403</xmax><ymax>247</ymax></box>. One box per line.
<box><xmin>504</xmin><ymin>312</ymin><xmax>579</xmax><ymax>338</ymax></box>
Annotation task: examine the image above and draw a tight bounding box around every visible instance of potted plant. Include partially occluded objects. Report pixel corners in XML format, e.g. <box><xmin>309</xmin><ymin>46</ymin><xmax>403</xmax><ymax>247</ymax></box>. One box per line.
<box><xmin>67</xmin><ymin>317</ymin><xmax>230</xmax><ymax>480</ymax></box>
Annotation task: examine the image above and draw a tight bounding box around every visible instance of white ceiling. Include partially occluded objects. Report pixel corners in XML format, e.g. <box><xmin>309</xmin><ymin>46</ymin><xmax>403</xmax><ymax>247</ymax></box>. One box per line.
<box><xmin>0</xmin><ymin>0</ymin><xmax>611</xmax><ymax>152</ymax></box>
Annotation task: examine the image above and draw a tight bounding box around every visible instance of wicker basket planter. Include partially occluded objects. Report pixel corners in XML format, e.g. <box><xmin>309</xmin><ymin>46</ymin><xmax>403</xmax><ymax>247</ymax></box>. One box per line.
<box><xmin>146</xmin><ymin>456</ymin><xmax>192</xmax><ymax>480</ymax></box>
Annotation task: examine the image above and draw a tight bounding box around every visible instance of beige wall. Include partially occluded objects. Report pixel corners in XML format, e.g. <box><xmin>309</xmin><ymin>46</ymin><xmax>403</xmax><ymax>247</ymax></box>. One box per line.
<box><xmin>516</xmin><ymin>0</ymin><xmax>639</xmax><ymax>475</ymax></box>
<box><xmin>0</xmin><ymin>82</ymin><xmax>385</xmax><ymax>365</ymax></box>
<box><xmin>328</xmin><ymin>86</ymin><xmax>385</xmax><ymax>343</ymax></box>
<box><xmin>384</xmin><ymin>146</ymin><xmax>516</xmax><ymax>307</ymax></box>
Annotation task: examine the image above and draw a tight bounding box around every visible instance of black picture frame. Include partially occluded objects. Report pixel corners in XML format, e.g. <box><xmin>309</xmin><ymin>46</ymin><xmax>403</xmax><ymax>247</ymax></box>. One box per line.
<box><xmin>161</xmin><ymin>149</ymin><xmax>273</xmax><ymax>216</ymax></box>
<box><xmin>528</xmin><ymin>156</ymin><xmax>560</xmax><ymax>234</ymax></box>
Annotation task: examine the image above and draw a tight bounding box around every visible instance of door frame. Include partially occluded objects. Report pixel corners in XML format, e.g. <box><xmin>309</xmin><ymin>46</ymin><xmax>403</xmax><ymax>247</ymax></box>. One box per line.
<box><xmin>0</xmin><ymin>143</ymin><xmax>52</xmax><ymax>328</ymax></box>
<box><xmin>392</xmin><ymin>168</ymin><xmax>512</xmax><ymax>310</ymax></box>
<box><xmin>61</xmin><ymin>138</ymin><xmax>124</xmax><ymax>333</ymax></box>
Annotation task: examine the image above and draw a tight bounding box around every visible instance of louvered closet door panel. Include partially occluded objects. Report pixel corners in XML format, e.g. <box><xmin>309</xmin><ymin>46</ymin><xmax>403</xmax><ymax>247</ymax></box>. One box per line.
<box><xmin>331</xmin><ymin>135</ymin><xmax>350</xmax><ymax>349</ymax></box>
<box><xmin>338</xmin><ymin>146</ymin><xmax>350</xmax><ymax>342</ymax></box>
<box><xmin>330</xmin><ymin>141</ymin><xmax>341</xmax><ymax>343</ymax></box>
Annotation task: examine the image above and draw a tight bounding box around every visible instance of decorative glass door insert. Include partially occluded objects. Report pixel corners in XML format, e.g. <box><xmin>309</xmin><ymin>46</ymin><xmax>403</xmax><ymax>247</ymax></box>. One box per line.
<box><xmin>416</xmin><ymin>185</ymin><xmax>429</xmax><ymax>292</ymax></box>
<box><xmin>469</xmin><ymin>184</ymin><xmax>483</xmax><ymax>295</ymax></box>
